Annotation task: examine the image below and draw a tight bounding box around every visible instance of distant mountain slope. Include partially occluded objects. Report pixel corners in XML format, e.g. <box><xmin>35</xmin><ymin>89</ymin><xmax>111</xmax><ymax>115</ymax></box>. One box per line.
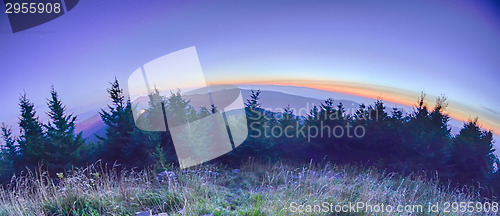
<box><xmin>74</xmin><ymin>87</ymin><xmax>467</xmax><ymax>141</ymax></box>
<box><xmin>75</xmin><ymin>113</ymin><xmax>106</xmax><ymax>142</ymax></box>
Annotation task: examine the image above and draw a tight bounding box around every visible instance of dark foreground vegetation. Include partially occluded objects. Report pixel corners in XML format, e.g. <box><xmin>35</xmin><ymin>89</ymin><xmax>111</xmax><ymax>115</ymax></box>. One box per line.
<box><xmin>0</xmin><ymin>78</ymin><xmax>499</xmax><ymax>213</ymax></box>
<box><xmin>0</xmin><ymin>160</ymin><xmax>495</xmax><ymax>215</ymax></box>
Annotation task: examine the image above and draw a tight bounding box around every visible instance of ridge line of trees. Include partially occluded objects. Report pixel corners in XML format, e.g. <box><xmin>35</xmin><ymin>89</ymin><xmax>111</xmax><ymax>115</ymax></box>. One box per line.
<box><xmin>0</xmin><ymin>79</ymin><xmax>499</xmax><ymax>198</ymax></box>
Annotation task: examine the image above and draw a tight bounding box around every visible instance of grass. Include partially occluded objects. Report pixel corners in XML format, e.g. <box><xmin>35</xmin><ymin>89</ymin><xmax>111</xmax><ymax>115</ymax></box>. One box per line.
<box><xmin>0</xmin><ymin>159</ymin><xmax>495</xmax><ymax>215</ymax></box>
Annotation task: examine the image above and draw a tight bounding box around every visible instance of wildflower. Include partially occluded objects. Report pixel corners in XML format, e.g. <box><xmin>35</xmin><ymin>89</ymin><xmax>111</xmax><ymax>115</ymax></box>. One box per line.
<box><xmin>56</xmin><ymin>172</ymin><xmax>64</xmax><ymax>179</ymax></box>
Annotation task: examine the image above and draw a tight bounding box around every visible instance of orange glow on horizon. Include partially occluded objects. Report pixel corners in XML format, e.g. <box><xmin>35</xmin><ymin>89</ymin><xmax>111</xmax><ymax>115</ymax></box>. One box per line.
<box><xmin>211</xmin><ymin>79</ymin><xmax>500</xmax><ymax>135</ymax></box>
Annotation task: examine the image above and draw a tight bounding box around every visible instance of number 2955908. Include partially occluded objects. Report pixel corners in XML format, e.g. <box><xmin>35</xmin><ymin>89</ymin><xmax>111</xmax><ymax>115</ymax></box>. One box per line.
<box><xmin>5</xmin><ymin>2</ymin><xmax>62</xmax><ymax>14</ymax></box>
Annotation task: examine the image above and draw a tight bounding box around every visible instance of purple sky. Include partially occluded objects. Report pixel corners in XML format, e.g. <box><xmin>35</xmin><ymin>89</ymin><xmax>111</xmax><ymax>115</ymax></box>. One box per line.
<box><xmin>1</xmin><ymin>0</ymin><xmax>500</xmax><ymax>134</ymax></box>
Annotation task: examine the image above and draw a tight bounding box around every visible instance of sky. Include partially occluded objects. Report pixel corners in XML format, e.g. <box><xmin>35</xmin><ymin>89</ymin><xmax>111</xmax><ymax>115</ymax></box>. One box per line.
<box><xmin>1</xmin><ymin>0</ymin><xmax>500</xmax><ymax>136</ymax></box>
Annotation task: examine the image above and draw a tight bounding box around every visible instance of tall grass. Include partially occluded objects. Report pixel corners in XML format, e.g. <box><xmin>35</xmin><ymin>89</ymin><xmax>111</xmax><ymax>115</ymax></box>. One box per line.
<box><xmin>0</xmin><ymin>160</ymin><xmax>494</xmax><ymax>215</ymax></box>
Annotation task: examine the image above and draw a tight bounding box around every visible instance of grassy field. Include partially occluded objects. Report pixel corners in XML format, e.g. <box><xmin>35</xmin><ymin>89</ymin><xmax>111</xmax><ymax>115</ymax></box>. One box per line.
<box><xmin>0</xmin><ymin>159</ymin><xmax>494</xmax><ymax>216</ymax></box>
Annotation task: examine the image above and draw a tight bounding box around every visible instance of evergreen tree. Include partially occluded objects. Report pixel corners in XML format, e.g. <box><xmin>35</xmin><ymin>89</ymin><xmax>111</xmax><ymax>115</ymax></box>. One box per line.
<box><xmin>45</xmin><ymin>87</ymin><xmax>84</xmax><ymax>172</ymax></box>
<box><xmin>0</xmin><ymin>123</ymin><xmax>17</xmax><ymax>179</ymax></box>
<box><xmin>361</xmin><ymin>100</ymin><xmax>392</xmax><ymax>165</ymax></box>
<box><xmin>100</xmin><ymin>80</ymin><xmax>176</xmax><ymax>168</ymax></box>
<box><xmin>450</xmin><ymin>119</ymin><xmax>496</xmax><ymax>185</ymax></box>
<box><xmin>276</xmin><ymin>105</ymin><xmax>304</xmax><ymax>157</ymax></box>
<box><xmin>164</xmin><ymin>90</ymin><xmax>212</xmax><ymax>167</ymax></box>
<box><xmin>100</xmin><ymin>78</ymin><xmax>138</xmax><ymax>165</ymax></box>
<box><xmin>245</xmin><ymin>89</ymin><xmax>261</xmax><ymax>111</ymax></box>
<box><xmin>18</xmin><ymin>93</ymin><xmax>47</xmax><ymax>169</ymax></box>
<box><xmin>405</xmin><ymin>94</ymin><xmax>452</xmax><ymax>175</ymax></box>
<box><xmin>228</xmin><ymin>90</ymin><xmax>274</xmax><ymax>160</ymax></box>
<box><xmin>1</xmin><ymin>123</ymin><xmax>18</xmax><ymax>163</ymax></box>
<box><xmin>279</xmin><ymin>105</ymin><xmax>298</xmax><ymax>127</ymax></box>
<box><xmin>165</xmin><ymin>90</ymin><xmax>197</xmax><ymax>125</ymax></box>
<box><xmin>305</xmin><ymin>105</ymin><xmax>320</xmax><ymax>130</ymax></box>
<box><xmin>370</xmin><ymin>100</ymin><xmax>388</xmax><ymax>122</ymax></box>
<box><xmin>314</xmin><ymin>99</ymin><xmax>340</xmax><ymax>152</ymax></box>
<box><xmin>246</xmin><ymin>90</ymin><xmax>275</xmax><ymax>157</ymax></box>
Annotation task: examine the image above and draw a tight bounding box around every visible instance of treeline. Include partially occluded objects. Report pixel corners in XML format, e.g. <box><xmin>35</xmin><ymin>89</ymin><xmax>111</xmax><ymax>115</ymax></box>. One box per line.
<box><xmin>231</xmin><ymin>90</ymin><xmax>500</xmax><ymax>197</ymax></box>
<box><xmin>1</xmin><ymin>87</ymin><xmax>85</xmax><ymax>179</ymax></box>
<box><xmin>1</xmin><ymin>79</ymin><xmax>499</xmax><ymax>198</ymax></box>
<box><xmin>236</xmin><ymin>92</ymin><xmax>498</xmax><ymax>184</ymax></box>
<box><xmin>0</xmin><ymin>80</ymin><xmax>178</xmax><ymax>180</ymax></box>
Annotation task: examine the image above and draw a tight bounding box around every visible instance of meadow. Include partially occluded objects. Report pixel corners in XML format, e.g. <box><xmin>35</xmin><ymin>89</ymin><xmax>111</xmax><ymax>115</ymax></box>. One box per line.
<box><xmin>0</xmin><ymin>160</ymin><xmax>493</xmax><ymax>216</ymax></box>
